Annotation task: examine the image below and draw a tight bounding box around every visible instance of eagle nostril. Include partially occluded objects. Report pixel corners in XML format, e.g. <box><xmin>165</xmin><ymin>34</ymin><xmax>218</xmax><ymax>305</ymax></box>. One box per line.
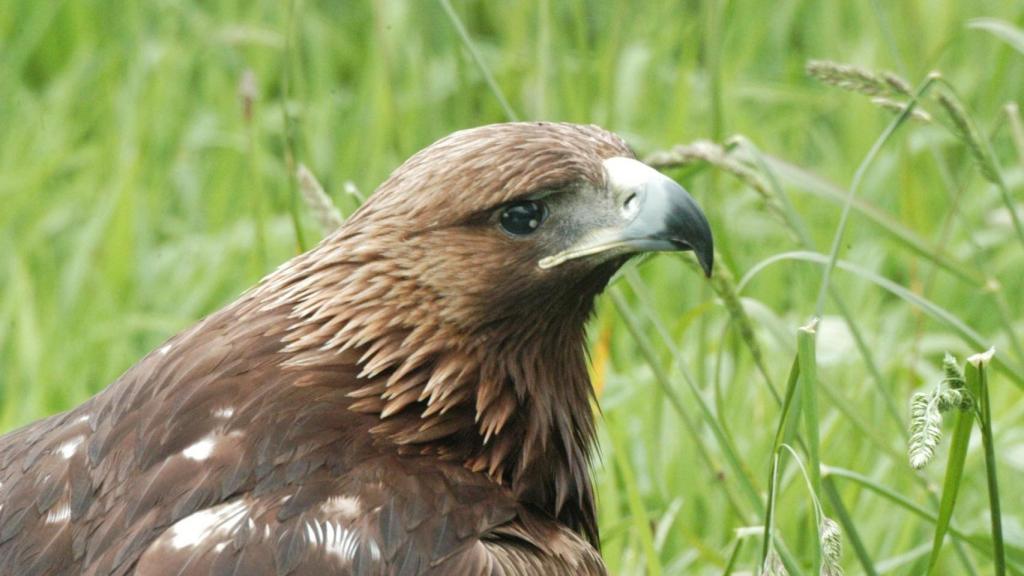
<box><xmin>621</xmin><ymin>192</ymin><xmax>640</xmax><ymax>219</ymax></box>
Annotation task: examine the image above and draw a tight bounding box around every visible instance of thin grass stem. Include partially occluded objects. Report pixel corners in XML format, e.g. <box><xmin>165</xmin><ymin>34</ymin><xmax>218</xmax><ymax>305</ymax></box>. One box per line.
<box><xmin>281</xmin><ymin>0</ymin><xmax>307</xmax><ymax>252</ymax></box>
<box><xmin>933</xmin><ymin>79</ymin><xmax>1024</xmax><ymax>251</ymax></box>
<box><xmin>606</xmin><ymin>416</ymin><xmax>662</xmax><ymax>576</ymax></box>
<box><xmin>610</xmin><ymin>288</ymin><xmax>762</xmax><ymax>516</ymax></box>
<box><xmin>779</xmin><ymin>444</ymin><xmax>824</xmax><ymax>574</ymax></box>
<box><xmin>925</xmin><ymin>393</ymin><xmax>974</xmax><ymax>574</ymax></box>
<box><xmin>760</xmin><ymin>357</ymin><xmax>801</xmax><ymax>569</ymax></box>
<box><xmin>823</xmin><ymin>476</ymin><xmax>879</xmax><ymax>576</ymax></box>
<box><xmin>815</xmin><ymin>75</ymin><xmax>939</xmax><ymax>315</ymax></box>
<box><xmin>1006</xmin><ymin>102</ymin><xmax>1024</xmax><ymax>167</ymax></box>
<box><xmin>437</xmin><ymin>0</ymin><xmax>519</xmax><ymax>122</ymax></box>
<box><xmin>722</xmin><ymin>535</ymin><xmax>745</xmax><ymax>576</ymax></box>
<box><xmin>968</xmin><ymin>349</ymin><xmax>1005</xmax><ymax>575</ymax></box>
<box><xmin>738</xmin><ymin>251</ymin><xmax>1024</xmax><ymax>388</ymax></box>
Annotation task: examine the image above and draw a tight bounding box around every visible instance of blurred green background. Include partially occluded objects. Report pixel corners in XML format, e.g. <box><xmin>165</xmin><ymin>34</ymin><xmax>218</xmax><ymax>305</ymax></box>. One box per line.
<box><xmin>2</xmin><ymin>1</ymin><xmax>1023</xmax><ymax>574</ymax></box>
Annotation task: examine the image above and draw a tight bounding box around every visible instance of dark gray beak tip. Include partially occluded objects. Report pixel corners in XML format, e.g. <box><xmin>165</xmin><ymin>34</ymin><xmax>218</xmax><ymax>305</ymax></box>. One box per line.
<box><xmin>673</xmin><ymin>226</ymin><xmax>713</xmax><ymax>278</ymax></box>
<box><xmin>692</xmin><ymin>213</ymin><xmax>714</xmax><ymax>278</ymax></box>
<box><xmin>695</xmin><ymin>242</ymin><xmax>714</xmax><ymax>278</ymax></box>
<box><xmin>664</xmin><ymin>186</ymin><xmax>714</xmax><ymax>278</ymax></box>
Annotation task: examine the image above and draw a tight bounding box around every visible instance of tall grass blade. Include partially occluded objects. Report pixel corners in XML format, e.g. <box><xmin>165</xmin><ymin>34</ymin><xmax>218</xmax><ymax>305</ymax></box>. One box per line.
<box><xmin>437</xmin><ymin>0</ymin><xmax>519</xmax><ymax>121</ymax></box>
<box><xmin>934</xmin><ymin>83</ymin><xmax>1024</xmax><ymax>250</ymax></box>
<box><xmin>760</xmin><ymin>357</ymin><xmax>801</xmax><ymax>570</ymax></box>
<box><xmin>925</xmin><ymin>389</ymin><xmax>974</xmax><ymax>573</ymax></box>
<box><xmin>968</xmin><ymin>18</ymin><xmax>1024</xmax><ymax>56</ymax></box>
<box><xmin>606</xmin><ymin>416</ymin><xmax>662</xmax><ymax>576</ymax></box>
<box><xmin>738</xmin><ymin>251</ymin><xmax>1024</xmax><ymax>388</ymax></box>
<box><xmin>1006</xmin><ymin>103</ymin><xmax>1024</xmax><ymax>167</ymax></box>
<box><xmin>281</xmin><ymin>0</ymin><xmax>307</xmax><ymax>252</ymax></box>
<box><xmin>797</xmin><ymin>320</ymin><xmax>822</xmax><ymax>495</ymax></box>
<box><xmin>815</xmin><ymin>75</ymin><xmax>938</xmax><ymax>315</ymax></box>
<box><xmin>610</xmin><ymin>288</ymin><xmax>763</xmax><ymax>515</ymax></box>
<box><xmin>797</xmin><ymin>320</ymin><xmax>823</xmax><ymax>573</ymax></box>
<box><xmin>822</xmin><ymin>476</ymin><xmax>879</xmax><ymax>576</ymax></box>
<box><xmin>722</xmin><ymin>534</ymin><xmax>746</xmax><ymax>576</ymax></box>
<box><xmin>967</xmin><ymin>349</ymin><xmax>1005</xmax><ymax>576</ymax></box>
<box><xmin>827</xmin><ymin>466</ymin><xmax>1024</xmax><ymax>572</ymax></box>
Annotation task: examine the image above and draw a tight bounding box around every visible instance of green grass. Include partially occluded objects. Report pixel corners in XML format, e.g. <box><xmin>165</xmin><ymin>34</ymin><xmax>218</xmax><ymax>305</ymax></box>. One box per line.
<box><xmin>2</xmin><ymin>1</ymin><xmax>1023</xmax><ymax>573</ymax></box>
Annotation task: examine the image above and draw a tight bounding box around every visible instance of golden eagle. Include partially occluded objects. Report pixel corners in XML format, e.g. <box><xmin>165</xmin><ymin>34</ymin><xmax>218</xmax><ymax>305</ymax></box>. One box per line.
<box><xmin>0</xmin><ymin>122</ymin><xmax>712</xmax><ymax>575</ymax></box>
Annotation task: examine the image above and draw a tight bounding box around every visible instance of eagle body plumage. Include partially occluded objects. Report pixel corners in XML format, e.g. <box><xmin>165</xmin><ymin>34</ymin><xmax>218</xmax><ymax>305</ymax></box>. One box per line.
<box><xmin>0</xmin><ymin>123</ymin><xmax>712</xmax><ymax>575</ymax></box>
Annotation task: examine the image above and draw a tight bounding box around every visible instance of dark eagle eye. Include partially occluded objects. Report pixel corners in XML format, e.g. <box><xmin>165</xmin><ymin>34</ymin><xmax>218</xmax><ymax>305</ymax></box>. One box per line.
<box><xmin>499</xmin><ymin>200</ymin><xmax>548</xmax><ymax>236</ymax></box>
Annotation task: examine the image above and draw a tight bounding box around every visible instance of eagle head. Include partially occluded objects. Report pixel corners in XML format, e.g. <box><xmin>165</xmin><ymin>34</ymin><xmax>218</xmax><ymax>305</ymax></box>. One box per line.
<box><xmin>342</xmin><ymin>122</ymin><xmax>713</xmax><ymax>336</ymax></box>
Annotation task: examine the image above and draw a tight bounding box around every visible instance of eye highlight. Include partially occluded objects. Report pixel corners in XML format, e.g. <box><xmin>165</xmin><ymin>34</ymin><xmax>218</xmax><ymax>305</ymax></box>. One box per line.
<box><xmin>499</xmin><ymin>200</ymin><xmax>548</xmax><ymax>236</ymax></box>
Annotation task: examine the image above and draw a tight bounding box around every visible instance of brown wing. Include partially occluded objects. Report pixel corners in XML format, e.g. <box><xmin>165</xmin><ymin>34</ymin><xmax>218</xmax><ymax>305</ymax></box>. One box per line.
<box><xmin>0</xmin><ymin>300</ymin><xmax>604</xmax><ymax>575</ymax></box>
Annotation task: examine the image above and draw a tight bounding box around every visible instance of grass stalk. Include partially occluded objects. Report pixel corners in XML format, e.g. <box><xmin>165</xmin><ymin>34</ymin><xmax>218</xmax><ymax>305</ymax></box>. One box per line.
<box><xmin>297</xmin><ymin>164</ymin><xmax>344</xmax><ymax>231</ymax></box>
<box><xmin>815</xmin><ymin>74</ymin><xmax>938</xmax><ymax>315</ymax></box>
<box><xmin>610</xmin><ymin>288</ymin><xmax>761</xmax><ymax>517</ymax></box>
<box><xmin>967</xmin><ymin>349</ymin><xmax>1005</xmax><ymax>575</ymax></box>
<box><xmin>721</xmin><ymin>535</ymin><xmax>745</xmax><ymax>576</ymax></box>
<box><xmin>760</xmin><ymin>356</ymin><xmax>801</xmax><ymax>570</ymax></box>
<box><xmin>739</xmin><ymin>251</ymin><xmax>1024</xmax><ymax>388</ymax></box>
<box><xmin>933</xmin><ymin>80</ymin><xmax>1024</xmax><ymax>251</ymax></box>
<box><xmin>606</xmin><ymin>416</ymin><xmax>662</xmax><ymax>576</ymax></box>
<box><xmin>780</xmin><ymin>444</ymin><xmax>823</xmax><ymax>574</ymax></box>
<box><xmin>758</xmin><ymin>323</ymin><xmax>826</xmax><ymax>574</ymax></box>
<box><xmin>925</xmin><ymin>387</ymin><xmax>974</xmax><ymax>574</ymax></box>
<box><xmin>823</xmin><ymin>476</ymin><xmax>879</xmax><ymax>576</ymax></box>
<box><xmin>281</xmin><ymin>0</ymin><xmax>307</xmax><ymax>253</ymax></box>
<box><xmin>797</xmin><ymin>321</ymin><xmax>823</xmax><ymax>573</ymax></box>
<box><xmin>241</xmin><ymin>70</ymin><xmax>268</xmax><ymax>272</ymax></box>
<box><xmin>1006</xmin><ymin>102</ymin><xmax>1024</xmax><ymax>166</ymax></box>
<box><xmin>827</xmin><ymin>467</ymin><xmax>1024</xmax><ymax>575</ymax></box>
<box><xmin>437</xmin><ymin>0</ymin><xmax>519</xmax><ymax>122</ymax></box>
<box><xmin>797</xmin><ymin>320</ymin><xmax>822</xmax><ymax>498</ymax></box>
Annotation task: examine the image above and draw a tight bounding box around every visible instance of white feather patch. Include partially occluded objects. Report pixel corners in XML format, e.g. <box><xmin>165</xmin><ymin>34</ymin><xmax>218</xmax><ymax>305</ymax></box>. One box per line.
<box><xmin>57</xmin><ymin>436</ymin><xmax>84</xmax><ymax>459</ymax></box>
<box><xmin>45</xmin><ymin>501</ymin><xmax>71</xmax><ymax>525</ymax></box>
<box><xmin>303</xmin><ymin>518</ymin><xmax>364</xmax><ymax>563</ymax></box>
<box><xmin>168</xmin><ymin>499</ymin><xmax>249</xmax><ymax>550</ymax></box>
<box><xmin>182</xmin><ymin>437</ymin><xmax>216</xmax><ymax>461</ymax></box>
<box><xmin>320</xmin><ymin>495</ymin><xmax>361</xmax><ymax>518</ymax></box>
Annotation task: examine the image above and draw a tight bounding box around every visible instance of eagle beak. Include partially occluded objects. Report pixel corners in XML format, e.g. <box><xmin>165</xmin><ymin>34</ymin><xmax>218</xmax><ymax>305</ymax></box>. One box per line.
<box><xmin>539</xmin><ymin>157</ymin><xmax>714</xmax><ymax>277</ymax></box>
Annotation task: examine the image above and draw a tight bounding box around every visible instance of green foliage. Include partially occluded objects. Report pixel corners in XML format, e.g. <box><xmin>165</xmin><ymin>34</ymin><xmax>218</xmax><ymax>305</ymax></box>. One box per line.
<box><xmin>1</xmin><ymin>0</ymin><xmax>1023</xmax><ymax>573</ymax></box>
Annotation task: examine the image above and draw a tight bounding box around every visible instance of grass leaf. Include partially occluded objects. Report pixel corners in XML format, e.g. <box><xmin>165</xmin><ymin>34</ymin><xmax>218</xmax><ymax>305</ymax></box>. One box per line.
<box><xmin>925</xmin><ymin>391</ymin><xmax>974</xmax><ymax>573</ymax></box>
<box><xmin>969</xmin><ymin>18</ymin><xmax>1024</xmax><ymax>56</ymax></box>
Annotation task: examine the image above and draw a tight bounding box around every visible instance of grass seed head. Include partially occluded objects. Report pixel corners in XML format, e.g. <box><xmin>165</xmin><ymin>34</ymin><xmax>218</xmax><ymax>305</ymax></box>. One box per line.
<box><xmin>936</xmin><ymin>92</ymin><xmax>1002</xmax><ymax>185</ymax></box>
<box><xmin>806</xmin><ymin>60</ymin><xmax>909</xmax><ymax>98</ymax></box>
<box><xmin>882</xmin><ymin>72</ymin><xmax>912</xmax><ymax>96</ymax></box>
<box><xmin>764</xmin><ymin>548</ymin><xmax>789</xmax><ymax>576</ymax></box>
<box><xmin>937</xmin><ymin>387</ymin><xmax>972</xmax><ymax>412</ymax></box>
<box><xmin>820</xmin><ymin>516</ymin><xmax>843</xmax><ymax>572</ymax></box>
<box><xmin>909</xmin><ymin>391</ymin><xmax>943</xmax><ymax>470</ymax></box>
<box><xmin>297</xmin><ymin>164</ymin><xmax>345</xmax><ymax>231</ymax></box>
<box><xmin>870</xmin><ymin>97</ymin><xmax>932</xmax><ymax>123</ymax></box>
<box><xmin>644</xmin><ymin>140</ymin><xmax>784</xmax><ymax>221</ymax></box>
<box><xmin>238</xmin><ymin>69</ymin><xmax>258</xmax><ymax>123</ymax></box>
<box><xmin>942</xmin><ymin>352</ymin><xmax>965</xmax><ymax>388</ymax></box>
